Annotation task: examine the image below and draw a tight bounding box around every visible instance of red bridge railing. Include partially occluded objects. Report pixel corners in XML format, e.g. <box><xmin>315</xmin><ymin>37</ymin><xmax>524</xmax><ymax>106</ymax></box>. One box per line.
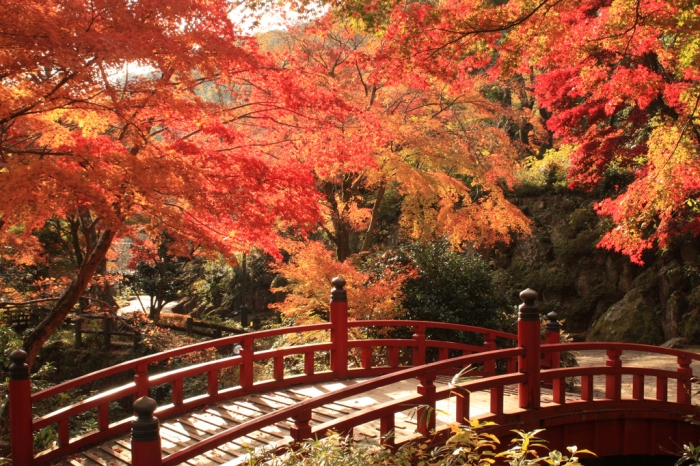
<box><xmin>8</xmin><ymin>277</ymin><xmax>519</xmax><ymax>465</ymax></box>
<box><xmin>8</xmin><ymin>278</ymin><xmax>700</xmax><ymax>464</ymax></box>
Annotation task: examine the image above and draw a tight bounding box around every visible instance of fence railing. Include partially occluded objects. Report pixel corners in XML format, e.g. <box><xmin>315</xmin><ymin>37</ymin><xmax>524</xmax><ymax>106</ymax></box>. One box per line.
<box><xmin>8</xmin><ymin>277</ymin><xmax>520</xmax><ymax>465</ymax></box>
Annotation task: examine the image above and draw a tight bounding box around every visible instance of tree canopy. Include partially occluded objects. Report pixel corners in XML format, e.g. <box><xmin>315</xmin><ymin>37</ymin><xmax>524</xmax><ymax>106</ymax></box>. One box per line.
<box><xmin>2</xmin><ymin>0</ymin><xmax>699</xmax><ymax>364</ymax></box>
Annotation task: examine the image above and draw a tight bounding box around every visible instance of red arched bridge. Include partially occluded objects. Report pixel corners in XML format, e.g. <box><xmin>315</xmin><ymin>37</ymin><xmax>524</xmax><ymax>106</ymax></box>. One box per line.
<box><xmin>8</xmin><ymin>278</ymin><xmax>700</xmax><ymax>465</ymax></box>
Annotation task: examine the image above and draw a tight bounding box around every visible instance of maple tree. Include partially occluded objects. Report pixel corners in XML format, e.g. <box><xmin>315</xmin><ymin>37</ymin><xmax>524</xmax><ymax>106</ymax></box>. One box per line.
<box><xmin>267</xmin><ymin>21</ymin><xmax>535</xmax><ymax>261</ymax></box>
<box><xmin>0</xmin><ymin>0</ymin><xmax>368</xmax><ymax>367</ymax></box>
<box><xmin>318</xmin><ymin>0</ymin><xmax>700</xmax><ymax>264</ymax></box>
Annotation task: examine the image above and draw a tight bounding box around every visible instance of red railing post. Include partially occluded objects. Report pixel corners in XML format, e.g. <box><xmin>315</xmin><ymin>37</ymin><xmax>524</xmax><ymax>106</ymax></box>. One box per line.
<box><xmin>677</xmin><ymin>355</ymin><xmax>693</xmax><ymax>405</ymax></box>
<box><xmin>543</xmin><ymin>311</ymin><xmax>560</xmax><ymax>390</ymax></box>
<box><xmin>605</xmin><ymin>348</ymin><xmax>622</xmax><ymax>401</ymax></box>
<box><xmin>416</xmin><ymin>372</ymin><xmax>436</xmax><ymax>435</ymax></box>
<box><xmin>9</xmin><ymin>350</ymin><xmax>33</xmax><ymax>466</ymax></box>
<box><xmin>290</xmin><ymin>409</ymin><xmax>313</xmax><ymax>442</ymax></box>
<box><xmin>134</xmin><ymin>362</ymin><xmax>149</xmax><ymax>398</ymax></box>
<box><xmin>518</xmin><ymin>288</ymin><xmax>541</xmax><ymax>409</ymax></box>
<box><xmin>545</xmin><ymin>311</ymin><xmax>560</xmax><ymax>367</ymax></box>
<box><xmin>131</xmin><ymin>397</ymin><xmax>162</xmax><ymax>466</ymax></box>
<box><xmin>330</xmin><ymin>277</ymin><xmax>348</xmax><ymax>379</ymax></box>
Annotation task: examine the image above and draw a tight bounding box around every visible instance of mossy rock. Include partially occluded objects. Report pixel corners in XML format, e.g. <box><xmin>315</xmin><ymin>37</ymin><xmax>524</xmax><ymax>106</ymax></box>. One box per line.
<box><xmin>588</xmin><ymin>288</ymin><xmax>663</xmax><ymax>344</ymax></box>
<box><xmin>680</xmin><ymin>308</ymin><xmax>700</xmax><ymax>343</ymax></box>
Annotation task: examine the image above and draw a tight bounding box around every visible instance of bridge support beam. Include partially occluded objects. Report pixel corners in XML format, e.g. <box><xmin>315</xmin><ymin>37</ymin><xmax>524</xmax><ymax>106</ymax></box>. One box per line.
<box><xmin>131</xmin><ymin>396</ymin><xmax>162</xmax><ymax>466</ymax></box>
<box><xmin>518</xmin><ymin>289</ymin><xmax>541</xmax><ymax>409</ymax></box>
<box><xmin>9</xmin><ymin>350</ymin><xmax>33</xmax><ymax>466</ymax></box>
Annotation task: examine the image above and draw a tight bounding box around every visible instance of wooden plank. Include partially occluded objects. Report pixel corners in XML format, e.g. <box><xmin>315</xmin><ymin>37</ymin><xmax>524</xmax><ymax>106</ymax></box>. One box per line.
<box><xmin>176</xmin><ymin>417</ymin><xmax>267</xmax><ymax>449</ymax></box>
<box><xmin>205</xmin><ymin>407</ymin><xmax>291</xmax><ymax>441</ymax></box>
<box><xmin>98</xmin><ymin>444</ymin><xmax>132</xmax><ymax>464</ymax></box>
<box><xmin>253</xmin><ymin>393</ymin><xmax>346</xmax><ymax>421</ymax></box>
<box><xmin>83</xmin><ymin>451</ymin><xmax>110</xmax><ymax>466</ymax></box>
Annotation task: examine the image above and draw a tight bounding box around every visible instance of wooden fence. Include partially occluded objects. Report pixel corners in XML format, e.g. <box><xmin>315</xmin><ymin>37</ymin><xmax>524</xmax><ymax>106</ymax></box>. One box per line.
<box><xmin>71</xmin><ymin>314</ymin><xmax>245</xmax><ymax>350</ymax></box>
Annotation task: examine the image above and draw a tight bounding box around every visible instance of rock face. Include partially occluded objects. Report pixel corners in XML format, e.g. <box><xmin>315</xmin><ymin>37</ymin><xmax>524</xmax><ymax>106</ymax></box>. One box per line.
<box><xmin>500</xmin><ymin>191</ymin><xmax>700</xmax><ymax>344</ymax></box>
<box><xmin>588</xmin><ymin>288</ymin><xmax>663</xmax><ymax>344</ymax></box>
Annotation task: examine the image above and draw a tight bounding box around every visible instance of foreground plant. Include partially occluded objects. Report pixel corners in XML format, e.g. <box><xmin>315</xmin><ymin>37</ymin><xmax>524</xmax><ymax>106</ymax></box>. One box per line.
<box><xmin>247</xmin><ymin>422</ymin><xmax>594</xmax><ymax>465</ymax></box>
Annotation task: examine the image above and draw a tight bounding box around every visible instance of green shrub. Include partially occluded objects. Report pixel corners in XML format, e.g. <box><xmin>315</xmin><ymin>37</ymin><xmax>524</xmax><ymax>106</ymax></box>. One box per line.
<box><xmin>398</xmin><ymin>240</ymin><xmax>513</xmax><ymax>345</ymax></box>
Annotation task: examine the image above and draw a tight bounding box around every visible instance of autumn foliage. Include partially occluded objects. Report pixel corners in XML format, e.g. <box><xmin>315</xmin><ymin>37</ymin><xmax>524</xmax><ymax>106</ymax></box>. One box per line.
<box><xmin>4</xmin><ymin>0</ymin><xmax>699</xmax><ymax>363</ymax></box>
<box><xmin>340</xmin><ymin>0</ymin><xmax>700</xmax><ymax>263</ymax></box>
<box><xmin>272</xmin><ymin>241</ymin><xmax>409</xmax><ymax>323</ymax></box>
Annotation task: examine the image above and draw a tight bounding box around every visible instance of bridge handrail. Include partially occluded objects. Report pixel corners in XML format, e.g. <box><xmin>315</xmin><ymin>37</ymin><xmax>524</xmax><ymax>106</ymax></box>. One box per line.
<box><xmin>30</xmin><ymin>322</ymin><xmax>334</xmax><ymax>402</ymax></box>
<box><xmin>26</xmin><ymin>314</ymin><xmax>518</xmax><ymax>462</ymax></box>
<box><xmin>347</xmin><ymin>320</ymin><xmax>518</xmax><ymax>341</ymax></box>
<box><xmin>31</xmin><ymin>320</ymin><xmax>513</xmax><ymax>404</ymax></box>
<box><xmin>161</xmin><ymin>347</ymin><xmax>525</xmax><ymax>466</ymax></box>
<box><xmin>541</xmin><ymin>342</ymin><xmax>700</xmax><ymax>361</ymax></box>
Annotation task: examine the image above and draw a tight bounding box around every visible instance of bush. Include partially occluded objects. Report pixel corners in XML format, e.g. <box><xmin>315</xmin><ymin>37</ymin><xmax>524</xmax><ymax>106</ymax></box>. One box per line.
<box><xmin>398</xmin><ymin>240</ymin><xmax>514</xmax><ymax>345</ymax></box>
<box><xmin>249</xmin><ymin>423</ymin><xmax>594</xmax><ymax>465</ymax></box>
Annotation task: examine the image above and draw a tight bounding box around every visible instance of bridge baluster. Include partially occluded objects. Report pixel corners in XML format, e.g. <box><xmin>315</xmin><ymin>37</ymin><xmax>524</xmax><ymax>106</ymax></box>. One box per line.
<box><xmin>208</xmin><ymin>369</ymin><xmax>219</xmax><ymax>396</ymax></box>
<box><xmin>131</xmin><ymin>396</ymin><xmax>163</xmax><ymax>466</ymax></box>
<box><xmin>330</xmin><ymin>277</ymin><xmax>348</xmax><ymax>378</ymax></box>
<box><xmin>490</xmin><ymin>386</ymin><xmax>504</xmax><ymax>415</ymax></box>
<box><xmin>507</xmin><ymin>356</ymin><xmax>517</xmax><ymax>373</ymax></box>
<box><xmin>388</xmin><ymin>346</ymin><xmax>399</xmax><ymax>368</ymax></box>
<box><xmin>362</xmin><ymin>347</ymin><xmax>372</xmax><ymax>369</ymax></box>
<box><xmin>412</xmin><ymin>324</ymin><xmax>426</xmax><ymax>367</ymax></box>
<box><xmin>677</xmin><ymin>355</ymin><xmax>693</xmax><ymax>405</ymax></box>
<box><xmin>605</xmin><ymin>348</ymin><xmax>622</xmax><ymax>401</ymax></box>
<box><xmin>439</xmin><ymin>347</ymin><xmax>448</xmax><ymax>361</ymax></box>
<box><xmin>455</xmin><ymin>388</ymin><xmax>470</xmax><ymax>422</ymax></box>
<box><xmin>99</xmin><ymin>403</ymin><xmax>110</xmax><ymax>431</ymax></box>
<box><xmin>632</xmin><ymin>374</ymin><xmax>644</xmax><ymax>400</ymax></box>
<box><xmin>656</xmin><ymin>376</ymin><xmax>668</xmax><ymax>401</ymax></box>
<box><xmin>483</xmin><ymin>332</ymin><xmax>496</xmax><ymax>377</ymax></box>
<box><xmin>58</xmin><ymin>418</ymin><xmax>70</xmax><ymax>446</ymax></box>
<box><xmin>581</xmin><ymin>375</ymin><xmax>594</xmax><ymax>401</ymax></box>
<box><xmin>274</xmin><ymin>356</ymin><xmax>284</xmax><ymax>381</ymax></box>
<box><xmin>304</xmin><ymin>351</ymin><xmax>315</xmax><ymax>375</ymax></box>
<box><xmin>380</xmin><ymin>414</ymin><xmax>395</xmax><ymax>446</ymax></box>
<box><xmin>517</xmin><ymin>288</ymin><xmax>541</xmax><ymax>409</ymax></box>
<box><xmin>553</xmin><ymin>377</ymin><xmax>566</xmax><ymax>404</ymax></box>
<box><xmin>172</xmin><ymin>378</ymin><xmax>184</xmax><ymax>406</ymax></box>
<box><xmin>9</xmin><ymin>350</ymin><xmax>33</xmax><ymax>466</ymax></box>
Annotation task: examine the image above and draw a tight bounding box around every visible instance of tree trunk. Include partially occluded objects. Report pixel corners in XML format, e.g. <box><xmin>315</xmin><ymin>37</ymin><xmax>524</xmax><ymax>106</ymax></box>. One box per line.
<box><xmin>336</xmin><ymin>229</ymin><xmax>351</xmax><ymax>262</ymax></box>
<box><xmin>23</xmin><ymin>229</ymin><xmax>116</xmax><ymax>369</ymax></box>
<box><xmin>360</xmin><ymin>182</ymin><xmax>386</xmax><ymax>252</ymax></box>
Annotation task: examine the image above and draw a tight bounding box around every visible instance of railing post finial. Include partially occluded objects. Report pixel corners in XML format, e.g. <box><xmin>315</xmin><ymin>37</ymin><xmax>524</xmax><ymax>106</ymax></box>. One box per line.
<box><xmin>518</xmin><ymin>288</ymin><xmax>539</xmax><ymax>321</ymax></box>
<box><xmin>131</xmin><ymin>396</ymin><xmax>162</xmax><ymax>466</ymax></box>
<box><xmin>9</xmin><ymin>349</ymin><xmax>33</xmax><ymax>466</ymax></box>
<box><xmin>330</xmin><ymin>276</ymin><xmax>347</xmax><ymax>303</ymax></box>
<box><xmin>9</xmin><ymin>349</ymin><xmax>29</xmax><ymax>380</ymax></box>
<box><xmin>546</xmin><ymin>311</ymin><xmax>560</xmax><ymax>334</ymax></box>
